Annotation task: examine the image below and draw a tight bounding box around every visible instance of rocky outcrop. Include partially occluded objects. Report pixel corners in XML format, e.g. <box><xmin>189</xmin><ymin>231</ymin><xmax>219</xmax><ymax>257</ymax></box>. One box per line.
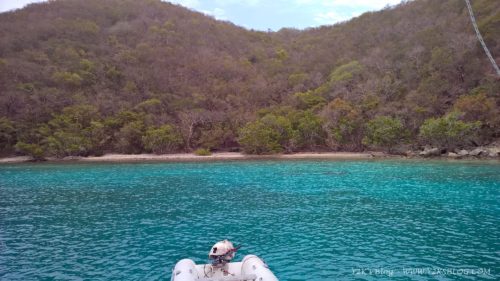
<box><xmin>453</xmin><ymin>146</ymin><xmax>499</xmax><ymax>158</ymax></box>
<box><xmin>405</xmin><ymin>150</ymin><xmax>417</xmax><ymax>157</ymax></box>
<box><xmin>419</xmin><ymin>147</ymin><xmax>441</xmax><ymax>157</ymax></box>
<box><xmin>485</xmin><ymin>145</ymin><xmax>499</xmax><ymax>158</ymax></box>
<box><xmin>469</xmin><ymin>148</ymin><xmax>487</xmax><ymax>157</ymax></box>
<box><xmin>412</xmin><ymin>144</ymin><xmax>500</xmax><ymax>159</ymax></box>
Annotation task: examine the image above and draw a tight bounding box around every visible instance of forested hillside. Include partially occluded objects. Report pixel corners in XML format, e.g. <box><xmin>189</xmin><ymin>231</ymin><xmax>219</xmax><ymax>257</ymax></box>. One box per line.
<box><xmin>0</xmin><ymin>0</ymin><xmax>498</xmax><ymax>158</ymax></box>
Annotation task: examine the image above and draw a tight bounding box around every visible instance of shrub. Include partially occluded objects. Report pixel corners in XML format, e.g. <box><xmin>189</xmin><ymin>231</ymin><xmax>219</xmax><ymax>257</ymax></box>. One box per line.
<box><xmin>293</xmin><ymin>91</ymin><xmax>326</xmax><ymax>110</ymax></box>
<box><xmin>321</xmin><ymin>98</ymin><xmax>364</xmax><ymax>150</ymax></box>
<box><xmin>15</xmin><ymin>142</ymin><xmax>45</xmax><ymax>161</ymax></box>
<box><xmin>363</xmin><ymin>116</ymin><xmax>409</xmax><ymax>150</ymax></box>
<box><xmin>289</xmin><ymin>111</ymin><xmax>326</xmax><ymax>150</ymax></box>
<box><xmin>196</xmin><ymin>124</ymin><xmax>232</xmax><ymax>150</ymax></box>
<box><xmin>142</xmin><ymin>124</ymin><xmax>182</xmax><ymax>154</ymax></box>
<box><xmin>453</xmin><ymin>93</ymin><xmax>497</xmax><ymax>124</ymax></box>
<box><xmin>194</xmin><ymin>148</ymin><xmax>211</xmax><ymax>156</ymax></box>
<box><xmin>44</xmin><ymin>132</ymin><xmax>91</xmax><ymax>157</ymax></box>
<box><xmin>328</xmin><ymin>61</ymin><xmax>363</xmax><ymax>83</ymax></box>
<box><xmin>238</xmin><ymin>114</ymin><xmax>292</xmax><ymax>154</ymax></box>
<box><xmin>0</xmin><ymin>118</ymin><xmax>16</xmax><ymax>152</ymax></box>
<box><xmin>116</xmin><ymin>121</ymin><xmax>145</xmax><ymax>154</ymax></box>
<box><xmin>43</xmin><ymin>105</ymin><xmax>99</xmax><ymax>157</ymax></box>
<box><xmin>419</xmin><ymin>112</ymin><xmax>480</xmax><ymax>149</ymax></box>
<box><xmin>52</xmin><ymin>71</ymin><xmax>83</xmax><ymax>87</ymax></box>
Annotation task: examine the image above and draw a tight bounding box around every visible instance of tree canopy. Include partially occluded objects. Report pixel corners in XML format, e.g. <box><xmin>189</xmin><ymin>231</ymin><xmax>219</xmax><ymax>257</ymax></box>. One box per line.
<box><xmin>0</xmin><ymin>0</ymin><xmax>499</xmax><ymax>157</ymax></box>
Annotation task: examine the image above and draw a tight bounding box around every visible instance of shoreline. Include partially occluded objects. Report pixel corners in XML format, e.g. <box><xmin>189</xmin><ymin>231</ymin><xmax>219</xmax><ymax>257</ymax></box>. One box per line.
<box><xmin>0</xmin><ymin>152</ymin><xmax>393</xmax><ymax>164</ymax></box>
<box><xmin>0</xmin><ymin>151</ymin><xmax>498</xmax><ymax>164</ymax></box>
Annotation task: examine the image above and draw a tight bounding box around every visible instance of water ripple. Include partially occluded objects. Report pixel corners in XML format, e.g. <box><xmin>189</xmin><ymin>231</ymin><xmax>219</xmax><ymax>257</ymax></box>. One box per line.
<box><xmin>0</xmin><ymin>160</ymin><xmax>499</xmax><ymax>280</ymax></box>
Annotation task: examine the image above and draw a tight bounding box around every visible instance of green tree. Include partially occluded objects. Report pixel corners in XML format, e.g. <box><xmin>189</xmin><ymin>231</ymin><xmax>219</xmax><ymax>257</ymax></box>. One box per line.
<box><xmin>135</xmin><ymin>98</ymin><xmax>163</xmax><ymax>114</ymax></box>
<box><xmin>87</xmin><ymin>121</ymin><xmax>107</xmax><ymax>156</ymax></box>
<box><xmin>115</xmin><ymin>121</ymin><xmax>145</xmax><ymax>154</ymax></box>
<box><xmin>194</xmin><ymin>148</ymin><xmax>211</xmax><ymax>156</ymax></box>
<box><xmin>289</xmin><ymin>111</ymin><xmax>325</xmax><ymax>150</ymax></box>
<box><xmin>329</xmin><ymin>61</ymin><xmax>363</xmax><ymax>84</ymax></box>
<box><xmin>43</xmin><ymin>105</ymin><xmax>99</xmax><ymax>157</ymax></box>
<box><xmin>275</xmin><ymin>48</ymin><xmax>288</xmax><ymax>61</ymax></box>
<box><xmin>321</xmin><ymin>98</ymin><xmax>364</xmax><ymax>151</ymax></box>
<box><xmin>419</xmin><ymin>112</ymin><xmax>481</xmax><ymax>149</ymax></box>
<box><xmin>196</xmin><ymin>123</ymin><xmax>234</xmax><ymax>150</ymax></box>
<box><xmin>78</xmin><ymin>59</ymin><xmax>97</xmax><ymax>85</ymax></box>
<box><xmin>13</xmin><ymin>124</ymin><xmax>47</xmax><ymax>158</ymax></box>
<box><xmin>239</xmin><ymin>114</ymin><xmax>293</xmax><ymax>154</ymax></box>
<box><xmin>142</xmin><ymin>124</ymin><xmax>182</xmax><ymax>154</ymax></box>
<box><xmin>293</xmin><ymin>91</ymin><xmax>326</xmax><ymax>110</ymax></box>
<box><xmin>0</xmin><ymin>117</ymin><xmax>16</xmax><ymax>153</ymax></box>
<box><xmin>239</xmin><ymin>121</ymin><xmax>281</xmax><ymax>154</ymax></box>
<box><xmin>100</xmin><ymin>110</ymin><xmax>149</xmax><ymax>154</ymax></box>
<box><xmin>15</xmin><ymin>142</ymin><xmax>45</xmax><ymax>161</ymax></box>
<box><xmin>363</xmin><ymin>116</ymin><xmax>409</xmax><ymax>151</ymax></box>
<box><xmin>52</xmin><ymin>71</ymin><xmax>83</xmax><ymax>87</ymax></box>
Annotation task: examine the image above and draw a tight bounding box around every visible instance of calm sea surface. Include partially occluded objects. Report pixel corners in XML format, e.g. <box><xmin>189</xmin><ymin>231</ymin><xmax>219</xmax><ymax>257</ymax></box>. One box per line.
<box><xmin>0</xmin><ymin>160</ymin><xmax>499</xmax><ymax>280</ymax></box>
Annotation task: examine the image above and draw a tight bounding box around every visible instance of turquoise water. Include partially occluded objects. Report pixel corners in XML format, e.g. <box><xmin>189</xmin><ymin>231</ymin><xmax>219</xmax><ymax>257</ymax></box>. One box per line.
<box><xmin>0</xmin><ymin>160</ymin><xmax>499</xmax><ymax>280</ymax></box>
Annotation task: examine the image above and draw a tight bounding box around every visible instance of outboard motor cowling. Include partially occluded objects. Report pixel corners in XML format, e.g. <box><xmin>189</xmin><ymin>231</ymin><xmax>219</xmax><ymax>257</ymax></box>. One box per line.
<box><xmin>208</xmin><ymin>240</ymin><xmax>238</xmax><ymax>268</ymax></box>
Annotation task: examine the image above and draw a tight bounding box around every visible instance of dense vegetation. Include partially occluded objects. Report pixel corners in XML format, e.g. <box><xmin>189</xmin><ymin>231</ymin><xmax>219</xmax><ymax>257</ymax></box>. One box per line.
<box><xmin>0</xmin><ymin>0</ymin><xmax>498</xmax><ymax>158</ymax></box>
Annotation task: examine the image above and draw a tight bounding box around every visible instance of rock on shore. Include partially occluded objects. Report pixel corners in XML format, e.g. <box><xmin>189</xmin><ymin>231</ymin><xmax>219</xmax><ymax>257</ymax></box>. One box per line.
<box><xmin>419</xmin><ymin>147</ymin><xmax>441</xmax><ymax>157</ymax></box>
<box><xmin>416</xmin><ymin>144</ymin><xmax>500</xmax><ymax>159</ymax></box>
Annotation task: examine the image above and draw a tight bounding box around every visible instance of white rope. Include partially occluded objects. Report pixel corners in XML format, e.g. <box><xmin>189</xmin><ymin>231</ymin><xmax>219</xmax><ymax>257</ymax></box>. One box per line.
<box><xmin>464</xmin><ymin>0</ymin><xmax>500</xmax><ymax>77</ymax></box>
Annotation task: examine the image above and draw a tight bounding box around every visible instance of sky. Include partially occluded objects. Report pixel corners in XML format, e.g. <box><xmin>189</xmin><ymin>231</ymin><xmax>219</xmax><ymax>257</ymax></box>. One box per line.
<box><xmin>0</xmin><ymin>0</ymin><xmax>404</xmax><ymax>31</ymax></box>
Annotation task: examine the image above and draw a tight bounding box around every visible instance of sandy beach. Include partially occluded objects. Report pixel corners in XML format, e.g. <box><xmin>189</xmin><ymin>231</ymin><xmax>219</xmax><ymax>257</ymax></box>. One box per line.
<box><xmin>0</xmin><ymin>152</ymin><xmax>390</xmax><ymax>163</ymax></box>
<box><xmin>0</xmin><ymin>156</ymin><xmax>33</xmax><ymax>163</ymax></box>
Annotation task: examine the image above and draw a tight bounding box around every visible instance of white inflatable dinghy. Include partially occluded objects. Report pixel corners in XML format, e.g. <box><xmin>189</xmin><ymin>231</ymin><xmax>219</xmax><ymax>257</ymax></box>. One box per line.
<box><xmin>171</xmin><ymin>240</ymin><xmax>278</xmax><ymax>281</ymax></box>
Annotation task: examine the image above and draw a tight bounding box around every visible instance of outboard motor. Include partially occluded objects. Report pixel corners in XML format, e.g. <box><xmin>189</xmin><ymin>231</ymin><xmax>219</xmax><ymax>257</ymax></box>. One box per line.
<box><xmin>208</xmin><ymin>240</ymin><xmax>239</xmax><ymax>268</ymax></box>
<box><xmin>171</xmin><ymin>240</ymin><xmax>278</xmax><ymax>281</ymax></box>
